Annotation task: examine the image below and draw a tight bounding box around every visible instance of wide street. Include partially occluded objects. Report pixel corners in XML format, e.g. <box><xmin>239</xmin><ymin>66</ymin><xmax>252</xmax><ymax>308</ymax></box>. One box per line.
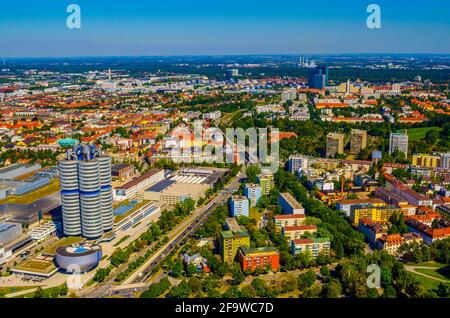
<box><xmin>82</xmin><ymin>168</ymin><xmax>244</xmax><ymax>298</ymax></box>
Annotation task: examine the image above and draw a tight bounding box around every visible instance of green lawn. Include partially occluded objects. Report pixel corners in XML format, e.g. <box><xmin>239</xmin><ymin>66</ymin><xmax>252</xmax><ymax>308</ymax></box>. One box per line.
<box><xmin>401</xmin><ymin>127</ymin><xmax>443</xmax><ymax>141</ymax></box>
<box><xmin>42</xmin><ymin>236</ymin><xmax>85</xmax><ymax>255</ymax></box>
<box><xmin>415</xmin><ymin>268</ymin><xmax>450</xmax><ymax>282</ymax></box>
<box><xmin>0</xmin><ymin>285</ymin><xmax>40</xmax><ymax>295</ymax></box>
<box><xmin>409</xmin><ymin>272</ymin><xmax>441</xmax><ymax>291</ymax></box>
<box><xmin>406</xmin><ymin>261</ymin><xmax>445</xmax><ymax>268</ymax></box>
<box><xmin>0</xmin><ymin>179</ymin><xmax>60</xmax><ymax>205</ymax></box>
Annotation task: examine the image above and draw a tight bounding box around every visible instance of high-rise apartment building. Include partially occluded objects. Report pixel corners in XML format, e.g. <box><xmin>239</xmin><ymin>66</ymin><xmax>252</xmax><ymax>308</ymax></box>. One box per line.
<box><xmin>350</xmin><ymin>129</ymin><xmax>367</xmax><ymax>155</ymax></box>
<box><xmin>220</xmin><ymin>229</ymin><xmax>250</xmax><ymax>264</ymax></box>
<box><xmin>256</xmin><ymin>173</ymin><xmax>274</xmax><ymax>196</ymax></box>
<box><xmin>229</xmin><ymin>196</ymin><xmax>249</xmax><ymax>217</ymax></box>
<box><xmin>389</xmin><ymin>133</ymin><xmax>409</xmax><ymax>157</ymax></box>
<box><xmin>288</xmin><ymin>155</ymin><xmax>309</xmax><ymax>173</ymax></box>
<box><xmin>59</xmin><ymin>144</ymin><xmax>113</xmax><ymax>239</ymax></box>
<box><xmin>441</xmin><ymin>153</ymin><xmax>450</xmax><ymax>169</ymax></box>
<box><xmin>326</xmin><ymin>133</ymin><xmax>345</xmax><ymax>158</ymax></box>
<box><xmin>244</xmin><ymin>184</ymin><xmax>261</xmax><ymax>207</ymax></box>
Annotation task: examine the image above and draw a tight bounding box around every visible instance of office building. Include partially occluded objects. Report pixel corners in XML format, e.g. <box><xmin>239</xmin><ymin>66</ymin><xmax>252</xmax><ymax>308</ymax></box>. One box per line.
<box><xmin>226</xmin><ymin>69</ymin><xmax>239</xmax><ymax>80</ymax></box>
<box><xmin>256</xmin><ymin>173</ymin><xmax>274</xmax><ymax>196</ymax></box>
<box><xmin>350</xmin><ymin>129</ymin><xmax>367</xmax><ymax>155</ymax></box>
<box><xmin>114</xmin><ymin>169</ymin><xmax>165</xmax><ymax>201</ymax></box>
<box><xmin>308</xmin><ymin>65</ymin><xmax>328</xmax><ymax>89</ymax></box>
<box><xmin>59</xmin><ymin>143</ymin><xmax>113</xmax><ymax>239</ymax></box>
<box><xmin>220</xmin><ymin>229</ymin><xmax>250</xmax><ymax>264</ymax></box>
<box><xmin>278</xmin><ymin>192</ymin><xmax>305</xmax><ymax>215</ymax></box>
<box><xmin>288</xmin><ymin>155</ymin><xmax>309</xmax><ymax>173</ymax></box>
<box><xmin>326</xmin><ymin>133</ymin><xmax>345</xmax><ymax>157</ymax></box>
<box><xmin>229</xmin><ymin>196</ymin><xmax>249</xmax><ymax>217</ymax></box>
<box><xmin>291</xmin><ymin>238</ymin><xmax>331</xmax><ymax>258</ymax></box>
<box><xmin>238</xmin><ymin>246</ymin><xmax>280</xmax><ymax>272</ymax></box>
<box><xmin>244</xmin><ymin>184</ymin><xmax>261</xmax><ymax>207</ymax></box>
<box><xmin>389</xmin><ymin>133</ymin><xmax>409</xmax><ymax>157</ymax></box>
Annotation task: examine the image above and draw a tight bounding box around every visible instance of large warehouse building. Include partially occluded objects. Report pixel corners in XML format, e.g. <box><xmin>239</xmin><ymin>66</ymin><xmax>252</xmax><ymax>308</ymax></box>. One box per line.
<box><xmin>143</xmin><ymin>167</ymin><xmax>227</xmax><ymax>205</ymax></box>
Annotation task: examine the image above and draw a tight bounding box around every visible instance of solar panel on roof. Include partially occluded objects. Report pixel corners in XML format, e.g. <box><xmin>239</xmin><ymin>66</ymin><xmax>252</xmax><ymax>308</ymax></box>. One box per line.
<box><xmin>145</xmin><ymin>179</ymin><xmax>176</xmax><ymax>192</ymax></box>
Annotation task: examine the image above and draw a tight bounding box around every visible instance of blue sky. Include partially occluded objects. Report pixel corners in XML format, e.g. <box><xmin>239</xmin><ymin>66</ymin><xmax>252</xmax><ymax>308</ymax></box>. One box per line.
<box><xmin>0</xmin><ymin>0</ymin><xmax>449</xmax><ymax>57</ymax></box>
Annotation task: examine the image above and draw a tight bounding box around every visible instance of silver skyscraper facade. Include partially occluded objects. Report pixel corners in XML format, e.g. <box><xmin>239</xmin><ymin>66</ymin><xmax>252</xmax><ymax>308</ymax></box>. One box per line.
<box><xmin>59</xmin><ymin>144</ymin><xmax>113</xmax><ymax>239</ymax></box>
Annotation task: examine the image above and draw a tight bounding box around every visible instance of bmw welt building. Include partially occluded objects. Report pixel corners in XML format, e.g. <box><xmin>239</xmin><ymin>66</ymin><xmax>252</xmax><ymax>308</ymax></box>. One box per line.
<box><xmin>59</xmin><ymin>144</ymin><xmax>113</xmax><ymax>239</ymax></box>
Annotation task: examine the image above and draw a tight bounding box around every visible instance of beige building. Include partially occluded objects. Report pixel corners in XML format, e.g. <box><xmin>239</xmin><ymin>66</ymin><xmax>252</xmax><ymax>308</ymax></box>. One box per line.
<box><xmin>143</xmin><ymin>180</ymin><xmax>209</xmax><ymax>205</ymax></box>
<box><xmin>350</xmin><ymin>129</ymin><xmax>367</xmax><ymax>155</ymax></box>
<box><xmin>326</xmin><ymin>133</ymin><xmax>345</xmax><ymax>157</ymax></box>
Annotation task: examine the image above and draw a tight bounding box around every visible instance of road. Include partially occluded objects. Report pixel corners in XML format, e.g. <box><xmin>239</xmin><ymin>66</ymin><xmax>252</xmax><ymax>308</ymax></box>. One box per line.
<box><xmin>84</xmin><ymin>168</ymin><xmax>244</xmax><ymax>298</ymax></box>
<box><xmin>128</xmin><ymin>169</ymin><xmax>244</xmax><ymax>285</ymax></box>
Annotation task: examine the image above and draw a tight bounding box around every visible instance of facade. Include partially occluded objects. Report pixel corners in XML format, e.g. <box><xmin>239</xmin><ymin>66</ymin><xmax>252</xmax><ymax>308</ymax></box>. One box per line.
<box><xmin>28</xmin><ymin>222</ymin><xmax>60</xmax><ymax>242</ymax></box>
<box><xmin>288</xmin><ymin>155</ymin><xmax>309</xmax><ymax>173</ymax></box>
<box><xmin>350</xmin><ymin>204</ymin><xmax>402</xmax><ymax>224</ymax></box>
<box><xmin>308</xmin><ymin>66</ymin><xmax>328</xmax><ymax>89</ymax></box>
<box><xmin>278</xmin><ymin>192</ymin><xmax>305</xmax><ymax>215</ymax></box>
<box><xmin>377</xmin><ymin>232</ymin><xmax>423</xmax><ymax>255</ymax></box>
<box><xmin>412</xmin><ymin>154</ymin><xmax>441</xmax><ymax>168</ymax></box>
<box><xmin>256</xmin><ymin>173</ymin><xmax>274</xmax><ymax>196</ymax></box>
<box><xmin>244</xmin><ymin>184</ymin><xmax>261</xmax><ymax>207</ymax></box>
<box><xmin>326</xmin><ymin>133</ymin><xmax>344</xmax><ymax>157</ymax></box>
<box><xmin>282</xmin><ymin>225</ymin><xmax>317</xmax><ymax>241</ymax></box>
<box><xmin>59</xmin><ymin>143</ymin><xmax>114</xmax><ymax>239</ymax></box>
<box><xmin>238</xmin><ymin>246</ymin><xmax>280</xmax><ymax>272</ymax></box>
<box><xmin>442</xmin><ymin>153</ymin><xmax>450</xmax><ymax>169</ymax></box>
<box><xmin>273</xmin><ymin>214</ymin><xmax>306</xmax><ymax>231</ymax></box>
<box><xmin>337</xmin><ymin>198</ymin><xmax>386</xmax><ymax>217</ymax></box>
<box><xmin>144</xmin><ymin>179</ymin><xmax>208</xmax><ymax>205</ymax></box>
<box><xmin>358</xmin><ymin>218</ymin><xmax>389</xmax><ymax>245</ymax></box>
<box><xmin>113</xmin><ymin>169</ymin><xmax>165</xmax><ymax>201</ymax></box>
<box><xmin>55</xmin><ymin>243</ymin><xmax>102</xmax><ymax>272</ymax></box>
<box><xmin>0</xmin><ymin>246</ymin><xmax>12</xmax><ymax>266</ymax></box>
<box><xmin>111</xmin><ymin>163</ymin><xmax>135</xmax><ymax>182</ymax></box>
<box><xmin>350</xmin><ymin>129</ymin><xmax>367</xmax><ymax>155</ymax></box>
<box><xmin>229</xmin><ymin>196</ymin><xmax>249</xmax><ymax>217</ymax></box>
<box><xmin>389</xmin><ymin>133</ymin><xmax>409</xmax><ymax>156</ymax></box>
<box><xmin>220</xmin><ymin>230</ymin><xmax>250</xmax><ymax>264</ymax></box>
<box><xmin>291</xmin><ymin>238</ymin><xmax>331</xmax><ymax>258</ymax></box>
<box><xmin>385</xmin><ymin>179</ymin><xmax>433</xmax><ymax>207</ymax></box>
<box><xmin>0</xmin><ymin>222</ymin><xmax>22</xmax><ymax>246</ymax></box>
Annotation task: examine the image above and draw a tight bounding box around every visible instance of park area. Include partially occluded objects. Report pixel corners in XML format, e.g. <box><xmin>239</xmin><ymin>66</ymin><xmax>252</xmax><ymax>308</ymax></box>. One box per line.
<box><xmin>401</xmin><ymin>127</ymin><xmax>443</xmax><ymax>141</ymax></box>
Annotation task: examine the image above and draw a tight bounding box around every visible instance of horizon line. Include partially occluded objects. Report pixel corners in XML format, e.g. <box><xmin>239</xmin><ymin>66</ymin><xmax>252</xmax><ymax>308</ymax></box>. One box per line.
<box><xmin>2</xmin><ymin>53</ymin><xmax>450</xmax><ymax>60</ymax></box>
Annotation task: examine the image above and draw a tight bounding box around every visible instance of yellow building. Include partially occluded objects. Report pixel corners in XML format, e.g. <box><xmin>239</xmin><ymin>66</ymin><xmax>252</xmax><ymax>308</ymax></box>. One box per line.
<box><xmin>220</xmin><ymin>230</ymin><xmax>251</xmax><ymax>264</ymax></box>
<box><xmin>350</xmin><ymin>205</ymin><xmax>402</xmax><ymax>224</ymax></box>
<box><xmin>256</xmin><ymin>173</ymin><xmax>274</xmax><ymax>196</ymax></box>
<box><xmin>412</xmin><ymin>154</ymin><xmax>441</xmax><ymax>168</ymax></box>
